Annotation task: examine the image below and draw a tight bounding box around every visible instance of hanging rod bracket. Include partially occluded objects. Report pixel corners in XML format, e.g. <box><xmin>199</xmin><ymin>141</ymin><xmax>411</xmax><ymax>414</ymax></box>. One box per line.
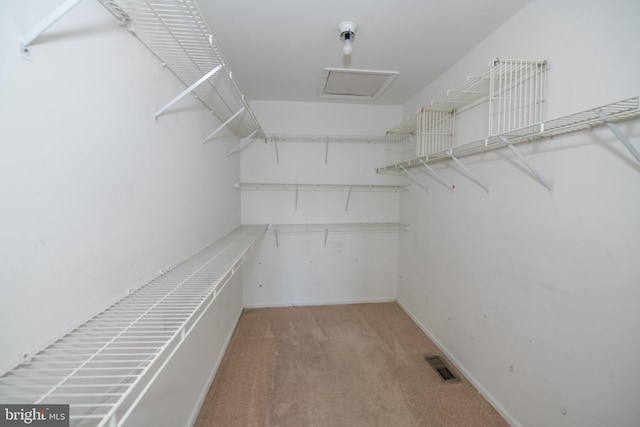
<box><xmin>595</xmin><ymin>109</ymin><xmax>640</xmax><ymax>164</ymax></box>
<box><xmin>345</xmin><ymin>186</ymin><xmax>353</xmax><ymax>211</ymax></box>
<box><xmin>156</xmin><ymin>65</ymin><xmax>222</xmax><ymax>119</ymax></box>
<box><xmin>325</xmin><ymin>138</ymin><xmax>329</xmax><ymax>165</ymax></box>
<box><xmin>499</xmin><ymin>136</ymin><xmax>553</xmax><ymax>191</ymax></box>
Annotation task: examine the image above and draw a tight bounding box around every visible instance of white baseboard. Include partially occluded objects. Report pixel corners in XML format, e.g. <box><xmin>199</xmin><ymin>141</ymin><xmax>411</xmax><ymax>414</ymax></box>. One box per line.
<box><xmin>396</xmin><ymin>300</ymin><xmax>521</xmax><ymax>427</ymax></box>
<box><xmin>243</xmin><ymin>297</ymin><xmax>396</xmax><ymax>309</ymax></box>
<box><xmin>186</xmin><ymin>304</ymin><xmax>244</xmax><ymax>427</ymax></box>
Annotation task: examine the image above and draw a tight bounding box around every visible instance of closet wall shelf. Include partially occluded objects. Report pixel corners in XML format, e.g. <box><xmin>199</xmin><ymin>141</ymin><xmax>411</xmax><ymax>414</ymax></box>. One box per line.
<box><xmin>237</xmin><ymin>183</ymin><xmax>407</xmax><ymax>212</ymax></box>
<box><xmin>377</xmin><ymin>97</ymin><xmax>640</xmax><ymax>173</ymax></box>
<box><xmin>265</xmin><ymin>134</ymin><xmax>389</xmax><ymax>144</ymax></box>
<box><xmin>236</xmin><ymin>182</ymin><xmax>408</xmax><ymax>192</ymax></box>
<box><xmin>384</xmin><ymin>58</ymin><xmax>548</xmax><ymax>166</ymax></box>
<box><xmin>21</xmin><ymin>0</ymin><xmax>264</xmax><ymax>141</ymax></box>
<box><xmin>267</xmin><ymin>223</ymin><xmax>410</xmax><ymax>248</ymax></box>
<box><xmin>0</xmin><ymin>225</ymin><xmax>267</xmax><ymax>427</ymax></box>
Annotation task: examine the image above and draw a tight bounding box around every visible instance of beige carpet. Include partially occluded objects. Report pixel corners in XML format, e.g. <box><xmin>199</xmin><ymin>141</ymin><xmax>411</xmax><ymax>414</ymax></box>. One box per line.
<box><xmin>194</xmin><ymin>303</ymin><xmax>508</xmax><ymax>427</ymax></box>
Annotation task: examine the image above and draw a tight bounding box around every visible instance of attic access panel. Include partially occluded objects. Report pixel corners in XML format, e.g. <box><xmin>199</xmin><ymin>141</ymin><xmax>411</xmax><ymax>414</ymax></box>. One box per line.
<box><xmin>318</xmin><ymin>68</ymin><xmax>399</xmax><ymax>101</ymax></box>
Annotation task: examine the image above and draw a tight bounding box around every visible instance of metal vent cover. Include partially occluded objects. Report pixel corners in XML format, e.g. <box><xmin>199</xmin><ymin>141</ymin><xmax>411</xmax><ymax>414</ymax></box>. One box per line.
<box><xmin>425</xmin><ymin>355</ymin><xmax>459</xmax><ymax>383</ymax></box>
<box><xmin>318</xmin><ymin>68</ymin><xmax>399</xmax><ymax>101</ymax></box>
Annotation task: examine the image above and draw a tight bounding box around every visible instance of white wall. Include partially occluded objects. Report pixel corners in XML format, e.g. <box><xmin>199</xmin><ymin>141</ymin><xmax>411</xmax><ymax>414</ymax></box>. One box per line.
<box><xmin>0</xmin><ymin>1</ymin><xmax>243</xmax><ymax>424</ymax></box>
<box><xmin>397</xmin><ymin>1</ymin><xmax>640</xmax><ymax>426</ymax></box>
<box><xmin>241</xmin><ymin>101</ymin><xmax>403</xmax><ymax>307</ymax></box>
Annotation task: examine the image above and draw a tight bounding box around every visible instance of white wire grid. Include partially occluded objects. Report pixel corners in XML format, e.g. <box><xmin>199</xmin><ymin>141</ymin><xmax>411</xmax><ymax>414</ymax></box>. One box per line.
<box><xmin>430</xmin><ymin>58</ymin><xmax>547</xmax><ymax>129</ymax></box>
<box><xmin>98</xmin><ymin>0</ymin><xmax>264</xmax><ymax>139</ymax></box>
<box><xmin>236</xmin><ymin>183</ymin><xmax>407</xmax><ymax>192</ymax></box>
<box><xmin>416</xmin><ymin>108</ymin><xmax>457</xmax><ymax>158</ymax></box>
<box><xmin>488</xmin><ymin>59</ymin><xmax>547</xmax><ymax>135</ymax></box>
<box><xmin>378</xmin><ymin>97</ymin><xmax>640</xmax><ymax>171</ymax></box>
<box><xmin>429</xmin><ymin>96</ymin><xmax>640</xmax><ymax>161</ymax></box>
<box><xmin>0</xmin><ymin>225</ymin><xmax>267</xmax><ymax>427</ymax></box>
<box><xmin>384</xmin><ymin>115</ymin><xmax>418</xmax><ymax>166</ymax></box>
<box><xmin>272</xmin><ymin>222</ymin><xmax>409</xmax><ymax>234</ymax></box>
<box><xmin>266</xmin><ymin>135</ymin><xmax>389</xmax><ymax>144</ymax></box>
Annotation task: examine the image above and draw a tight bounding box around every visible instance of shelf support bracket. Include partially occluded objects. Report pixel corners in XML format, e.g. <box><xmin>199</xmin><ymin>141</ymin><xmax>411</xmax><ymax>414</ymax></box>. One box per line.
<box><xmin>19</xmin><ymin>0</ymin><xmax>84</xmax><ymax>58</ymax></box>
<box><xmin>324</xmin><ymin>228</ymin><xmax>329</xmax><ymax>248</ymax></box>
<box><xmin>418</xmin><ymin>159</ymin><xmax>454</xmax><ymax>193</ymax></box>
<box><xmin>595</xmin><ymin>109</ymin><xmax>640</xmax><ymax>164</ymax></box>
<box><xmin>345</xmin><ymin>186</ymin><xmax>353</xmax><ymax>211</ymax></box>
<box><xmin>499</xmin><ymin>136</ymin><xmax>553</xmax><ymax>191</ymax></box>
<box><xmin>274</xmin><ymin>229</ymin><xmax>279</xmax><ymax>248</ymax></box>
<box><xmin>325</xmin><ymin>138</ymin><xmax>329</xmax><ymax>165</ymax></box>
<box><xmin>155</xmin><ymin>65</ymin><xmax>222</xmax><ymax>119</ymax></box>
<box><xmin>227</xmin><ymin>129</ymin><xmax>258</xmax><ymax>156</ymax></box>
<box><xmin>274</xmin><ymin>141</ymin><xmax>280</xmax><ymax>164</ymax></box>
<box><xmin>294</xmin><ymin>185</ymin><xmax>299</xmax><ymax>211</ymax></box>
<box><xmin>399</xmin><ymin>166</ymin><xmax>429</xmax><ymax>194</ymax></box>
<box><xmin>448</xmin><ymin>151</ymin><xmax>489</xmax><ymax>193</ymax></box>
<box><xmin>203</xmin><ymin>107</ymin><xmax>245</xmax><ymax>143</ymax></box>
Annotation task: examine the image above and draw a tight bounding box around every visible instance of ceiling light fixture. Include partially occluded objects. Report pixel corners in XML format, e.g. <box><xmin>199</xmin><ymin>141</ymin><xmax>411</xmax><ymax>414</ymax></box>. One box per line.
<box><xmin>339</xmin><ymin>21</ymin><xmax>357</xmax><ymax>56</ymax></box>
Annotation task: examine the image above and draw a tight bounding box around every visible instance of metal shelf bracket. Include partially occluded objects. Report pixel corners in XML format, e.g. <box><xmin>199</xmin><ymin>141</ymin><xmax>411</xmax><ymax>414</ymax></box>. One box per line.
<box><xmin>418</xmin><ymin>159</ymin><xmax>454</xmax><ymax>193</ymax></box>
<box><xmin>399</xmin><ymin>166</ymin><xmax>429</xmax><ymax>194</ymax></box>
<box><xmin>499</xmin><ymin>136</ymin><xmax>553</xmax><ymax>191</ymax></box>
<box><xmin>595</xmin><ymin>109</ymin><xmax>640</xmax><ymax>164</ymax></box>
<box><xmin>325</xmin><ymin>138</ymin><xmax>330</xmax><ymax>165</ymax></box>
<box><xmin>19</xmin><ymin>0</ymin><xmax>85</xmax><ymax>59</ymax></box>
<box><xmin>448</xmin><ymin>150</ymin><xmax>489</xmax><ymax>193</ymax></box>
<box><xmin>203</xmin><ymin>107</ymin><xmax>245</xmax><ymax>144</ymax></box>
<box><xmin>345</xmin><ymin>186</ymin><xmax>353</xmax><ymax>211</ymax></box>
<box><xmin>227</xmin><ymin>129</ymin><xmax>259</xmax><ymax>156</ymax></box>
<box><xmin>155</xmin><ymin>65</ymin><xmax>222</xmax><ymax>119</ymax></box>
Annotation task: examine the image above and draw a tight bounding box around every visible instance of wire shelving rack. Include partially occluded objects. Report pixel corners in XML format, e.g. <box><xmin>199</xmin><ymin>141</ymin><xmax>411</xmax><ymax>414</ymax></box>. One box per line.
<box><xmin>19</xmin><ymin>0</ymin><xmax>265</xmax><ymax>143</ymax></box>
<box><xmin>0</xmin><ymin>225</ymin><xmax>267</xmax><ymax>427</ymax></box>
<box><xmin>267</xmin><ymin>223</ymin><xmax>409</xmax><ymax>248</ymax></box>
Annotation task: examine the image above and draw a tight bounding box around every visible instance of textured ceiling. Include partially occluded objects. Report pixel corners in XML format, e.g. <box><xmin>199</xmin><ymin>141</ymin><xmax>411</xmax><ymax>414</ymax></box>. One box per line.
<box><xmin>198</xmin><ymin>0</ymin><xmax>532</xmax><ymax>105</ymax></box>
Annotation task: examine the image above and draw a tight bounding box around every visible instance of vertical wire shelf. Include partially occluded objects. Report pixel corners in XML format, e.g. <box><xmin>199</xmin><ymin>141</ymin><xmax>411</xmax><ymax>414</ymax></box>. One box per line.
<box><xmin>0</xmin><ymin>225</ymin><xmax>267</xmax><ymax>427</ymax></box>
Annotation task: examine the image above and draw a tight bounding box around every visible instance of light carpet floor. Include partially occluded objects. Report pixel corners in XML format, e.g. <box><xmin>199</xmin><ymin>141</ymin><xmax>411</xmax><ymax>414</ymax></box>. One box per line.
<box><xmin>194</xmin><ymin>302</ymin><xmax>508</xmax><ymax>427</ymax></box>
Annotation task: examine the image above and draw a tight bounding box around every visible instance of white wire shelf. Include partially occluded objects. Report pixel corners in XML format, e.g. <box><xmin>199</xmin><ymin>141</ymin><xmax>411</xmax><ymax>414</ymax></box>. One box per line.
<box><xmin>236</xmin><ymin>182</ymin><xmax>408</xmax><ymax>192</ymax></box>
<box><xmin>271</xmin><ymin>222</ymin><xmax>409</xmax><ymax>233</ymax></box>
<box><xmin>238</xmin><ymin>183</ymin><xmax>407</xmax><ymax>212</ymax></box>
<box><xmin>377</xmin><ymin>96</ymin><xmax>640</xmax><ymax>172</ymax></box>
<box><xmin>265</xmin><ymin>134</ymin><xmax>389</xmax><ymax>144</ymax></box>
<box><xmin>267</xmin><ymin>222</ymin><xmax>409</xmax><ymax>248</ymax></box>
<box><xmin>0</xmin><ymin>225</ymin><xmax>267</xmax><ymax>427</ymax></box>
<box><xmin>385</xmin><ymin>115</ymin><xmax>417</xmax><ymax>138</ymax></box>
<box><xmin>97</xmin><ymin>0</ymin><xmax>264</xmax><ymax>140</ymax></box>
<box><xmin>384</xmin><ymin>58</ymin><xmax>547</xmax><ymax>167</ymax></box>
<box><xmin>430</xmin><ymin>58</ymin><xmax>548</xmax><ymax>119</ymax></box>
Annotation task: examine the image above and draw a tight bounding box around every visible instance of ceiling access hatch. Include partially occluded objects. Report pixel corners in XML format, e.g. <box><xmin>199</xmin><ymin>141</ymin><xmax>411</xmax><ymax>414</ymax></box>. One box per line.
<box><xmin>318</xmin><ymin>68</ymin><xmax>400</xmax><ymax>101</ymax></box>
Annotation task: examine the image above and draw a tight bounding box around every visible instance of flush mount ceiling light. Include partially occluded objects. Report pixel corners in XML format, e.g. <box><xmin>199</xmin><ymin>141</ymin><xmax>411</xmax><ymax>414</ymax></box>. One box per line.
<box><xmin>339</xmin><ymin>21</ymin><xmax>357</xmax><ymax>55</ymax></box>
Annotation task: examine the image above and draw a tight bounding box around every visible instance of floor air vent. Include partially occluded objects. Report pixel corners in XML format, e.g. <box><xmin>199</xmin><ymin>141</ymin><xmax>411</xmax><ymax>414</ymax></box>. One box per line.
<box><xmin>425</xmin><ymin>356</ymin><xmax>459</xmax><ymax>382</ymax></box>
